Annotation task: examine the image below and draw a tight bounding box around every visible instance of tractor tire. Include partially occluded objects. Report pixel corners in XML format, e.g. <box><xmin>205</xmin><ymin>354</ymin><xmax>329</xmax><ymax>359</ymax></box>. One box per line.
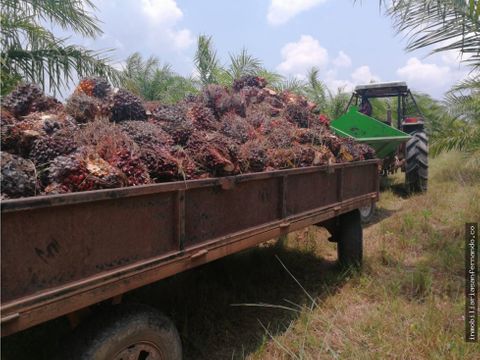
<box><xmin>337</xmin><ymin>210</ymin><xmax>363</xmax><ymax>267</ymax></box>
<box><xmin>405</xmin><ymin>130</ymin><xmax>428</xmax><ymax>193</ymax></box>
<box><xmin>57</xmin><ymin>304</ymin><xmax>182</xmax><ymax>360</ymax></box>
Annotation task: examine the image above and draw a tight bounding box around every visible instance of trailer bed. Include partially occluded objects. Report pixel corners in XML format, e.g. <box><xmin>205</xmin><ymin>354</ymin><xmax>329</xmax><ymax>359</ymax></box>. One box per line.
<box><xmin>1</xmin><ymin>160</ymin><xmax>379</xmax><ymax>336</ymax></box>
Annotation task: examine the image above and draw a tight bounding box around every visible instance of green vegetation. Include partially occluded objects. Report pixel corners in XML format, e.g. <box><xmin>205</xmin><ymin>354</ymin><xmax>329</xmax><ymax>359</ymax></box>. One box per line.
<box><xmin>385</xmin><ymin>0</ymin><xmax>480</xmax><ymax>69</ymax></box>
<box><xmin>0</xmin><ymin>0</ymin><xmax>119</xmax><ymax>95</ymax></box>
<box><xmin>244</xmin><ymin>152</ymin><xmax>479</xmax><ymax>359</ymax></box>
<box><xmin>121</xmin><ymin>52</ymin><xmax>198</xmax><ymax>104</ymax></box>
<box><xmin>383</xmin><ymin>0</ymin><xmax>480</xmax><ymax>158</ymax></box>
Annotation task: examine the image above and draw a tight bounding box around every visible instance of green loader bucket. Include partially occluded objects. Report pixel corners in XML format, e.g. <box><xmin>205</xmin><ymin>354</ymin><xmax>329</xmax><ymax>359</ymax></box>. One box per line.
<box><xmin>331</xmin><ymin>106</ymin><xmax>411</xmax><ymax>158</ymax></box>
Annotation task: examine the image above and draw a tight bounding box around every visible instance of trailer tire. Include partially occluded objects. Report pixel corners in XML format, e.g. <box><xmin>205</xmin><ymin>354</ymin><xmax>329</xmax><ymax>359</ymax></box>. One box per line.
<box><xmin>58</xmin><ymin>304</ymin><xmax>182</xmax><ymax>360</ymax></box>
<box><xmin>337</xmin><ymin>210</ymin><xmax>363</xmax><ymax>267</ymax></box>
<box><xmin>405</xmin><ymin>130</ymin><xmax>428</xmax><ymax>193</ymax></box>
<box><xmin>359</xmin><ymin>202</ymin><xmax>375</xmax><ymax>224</ymax></box>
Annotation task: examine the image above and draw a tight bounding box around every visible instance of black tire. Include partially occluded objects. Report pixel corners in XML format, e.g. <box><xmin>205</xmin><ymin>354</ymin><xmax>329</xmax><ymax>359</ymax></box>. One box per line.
<box><xmin>337</xmin><ymin>210</ymin><xmax>363</xmax><ymax>267</ymax></box>
<box><xmin>58</xmin><ymin>304</ymin><xmax>182</xmax><ymax>360</ymax></box>
<box><xmin>405</xmin><ymin>130</ymin><xmax>428</xmax><ymax>193</ymax></box>
<box><xmin>359</xmin><ymin>202</ymin><xmax>375</xmax><ymax>224</ymax></box>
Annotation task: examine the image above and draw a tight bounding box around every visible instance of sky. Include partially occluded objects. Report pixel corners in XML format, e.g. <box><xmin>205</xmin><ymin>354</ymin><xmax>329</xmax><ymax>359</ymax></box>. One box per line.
<box><xmin>53</xmin><ymin>0</ymin><xmax>470</xmax><ymax>99</ymax></box>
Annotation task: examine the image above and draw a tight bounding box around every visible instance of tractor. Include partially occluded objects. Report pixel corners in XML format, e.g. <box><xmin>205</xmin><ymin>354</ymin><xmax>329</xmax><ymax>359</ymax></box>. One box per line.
<box><xmin>330</xmin><ymin>81</ymin><xmax>428</xmax><ymax>222</ymax></box>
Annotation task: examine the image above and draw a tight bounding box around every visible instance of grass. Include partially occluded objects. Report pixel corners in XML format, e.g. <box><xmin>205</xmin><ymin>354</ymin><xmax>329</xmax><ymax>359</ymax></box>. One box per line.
<box><xmin>2</xmin><ymin>152</ymin><xmax>479</xmax><ymax>359</ymax></box>
<box><xmin>246</xmin><ymin>151</ymin><xmax>480</xmax><ymax>359</ymax></box>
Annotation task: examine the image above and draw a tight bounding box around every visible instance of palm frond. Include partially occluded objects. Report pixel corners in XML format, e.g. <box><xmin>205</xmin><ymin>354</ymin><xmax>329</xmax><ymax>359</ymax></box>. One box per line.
<box><xmin>226</xmin><ymin>48</ymin><xmax>263</xmax><ymax>81</ymax></box>
<box><xmin>194</xmin><ymin>35</ymin><xmax>221</xmax><ymax>85</ymax></box>
<box><xmin>0</xmin><ymin>0</ymin><xmax>117</xmax><ymax>94</ymax></box>
<box><xmin>383</xmin><ymin>0</ymin><xmax>480</xmax><ymax>68</ymax></box>
<box><xmin>1</xmin><ymin>0</ymin><xmax>101</xmax><ymax>38</ymax></box>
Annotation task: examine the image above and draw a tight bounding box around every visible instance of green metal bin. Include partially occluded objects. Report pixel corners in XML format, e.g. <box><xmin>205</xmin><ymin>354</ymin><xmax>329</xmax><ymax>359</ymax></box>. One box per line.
<box><xmin>331</xmin><ymin>106</ymin><xmax>411</xmax><ymax>158</ymax></box>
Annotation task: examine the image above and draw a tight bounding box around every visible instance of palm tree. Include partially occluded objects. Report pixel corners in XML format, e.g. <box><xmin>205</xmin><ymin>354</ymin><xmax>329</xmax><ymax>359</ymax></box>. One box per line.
<box><xmin>1</xmin><ymin>0</ymin><xmax>119</xmax><ymax>95</ymax></box>
<box><xmin>381</xmin><ymin>0</ymin><xmax>480</xmax><ymax>157</ymax></box>
<box><xmin>121</xmin><ymin>52</ymin><xmax>198</xmax><ymax>103</ymax></box>
<box><xmin>194</xmin><ymin>35</ymin><xmax>284</xmax><ymax>88</ymax></box>
<box><xmin>384</xmin><ymin>0</ymin><xmax>480</xmax><ymax>68</ymax></box>
<box><xmin>194</xmin><ymin>35</ymin><xmax>221</xmax><ymax>86</ymax></box>
<box><xmin>222</xmin><ymin>48</ymin><xmax>263</xmax><ymax>83</ymax></box>
<box><xmin>431</xmin><ymin>78</ymin><xmax>480</xmax><ymax>157</ymax></box>
<box><xmin>305</xmin><ymin>67</ymin><xmax>328</xmax><ymax>111</ymax></box>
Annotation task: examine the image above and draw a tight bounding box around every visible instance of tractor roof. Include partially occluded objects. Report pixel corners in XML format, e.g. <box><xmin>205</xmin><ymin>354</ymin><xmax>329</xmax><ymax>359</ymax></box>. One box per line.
<box><xmin>354</xmin><ymin>81</ymin><xmax>409</xmax><ymax>97</ymax></box>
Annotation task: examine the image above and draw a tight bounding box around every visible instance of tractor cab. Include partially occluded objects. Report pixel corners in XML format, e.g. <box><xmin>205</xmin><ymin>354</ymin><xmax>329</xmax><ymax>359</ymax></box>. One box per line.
<box><xmin>346</xmin><ymin>81</ymin><xmax>425</xmax><ymax>134</ymax></box>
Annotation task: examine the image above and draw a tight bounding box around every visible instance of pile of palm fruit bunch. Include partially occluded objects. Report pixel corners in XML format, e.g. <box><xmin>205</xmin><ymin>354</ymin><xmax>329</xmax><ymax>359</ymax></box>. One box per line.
<box><xmin>0</xmin><ymin>76</ymin><xmax>375</xmax><ymax>199</ymax></box>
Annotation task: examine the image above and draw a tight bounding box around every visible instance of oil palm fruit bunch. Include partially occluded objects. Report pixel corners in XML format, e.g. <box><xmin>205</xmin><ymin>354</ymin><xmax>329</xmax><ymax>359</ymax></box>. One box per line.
<box><xmin>219</xmin><ymin>112</ymin><xmax>256</xmax><ymax>144</ymax></box>
<box><xmin>2</xmin><ymin>83</ymin><xmax>61</xmax><ymax>117</ymax></box>
<box><xmin>65</xmin><ymin>93</ymin><xmax>101</xmax><ymax>123</ymax></box>
<box><xmin>108</xmin><ymin>89</ymin><xmax>147</xmax><ymax>122</ymax></box>
<box><xmin>357</xmin><ymin>143</ymin><xmax>376</xmax><ymax>160</ymax></box>
<box><xmin>29</xmin><ymin>131</ymin><xmax>77</xmax><ymax>166</ymax></box>
<box><xmin>109</xmin><ymin>149</ymin><xmax>151</xmax><ymax>186</ymax></box>
<box><xmin>170</xmin><ymin>146</ymin><xmax>202</xmax><ymax>180</ymax></box>
<box><xmin>294</xmin><ymin>128</ymin><xmax>324</xmax><ymax>146</ymax></box>
<box><xmin>237</xmin><ymin>86</ymin><xmax>265</xmax><ymax>106</ymax></box>
<box><xmin>0</xmin><ymin>109</ymin><xmax>18</xmax><ymax>151</ymax></box>
<box><xmin>266</xmin><ymin>148</ymin><xmax>296</xmax><ymax>169</ymax></box>
<box><xmin>284</xmin><ymin>102</ymin><xmax>316</xmax><ymax>128</ymax></box>
<box><xmin>119</xmin><ymin>121</ymin><xmax>173</xmax><ymax>148</ymax></box>
<box><xmin>232</xmin><ymin>76</ymin><xmax>267</xmax><ymax>91</ymax></box>
<box><xmin>186</xmin><ymin>131</ymin><xmax>237</xmax><ymax>176</ymax></box>
<box><xmin>245</xmin><ymin>108</ymin><xmax>269</xmax><ymax>129</ymax></box>
<box><xmin>1</xmin><ymin>152</ymin><xmax>37</xmax><ymax>198</ymax></box>
<box><xmin>238</xmin><ymin>139</ymin><xmax>269</xmax><ymax>172</ymax></box>
<box><xmin>139</xmin><ymin>144</ymin><xmax>180</xmax><ymax>181</ymax></box>
<box><xmin>186</xmin><ymin>103</ymin><xmax>218</xmax><ymax>131</ymax></box>
<box><xmin>201</xmin><ymin>84</ymin><xmax>234</xmax><ymax>119</ymax></box>
<box><xmin>47</xmin><ymin>148</ymin><xmax>127</xmax><ymax>193</ymax></box>
<box><xmin>153</xmin><ymin>105</ymin><xmax>193</xmax><ymax>146</ymax></box>
<box><xmin>76</xmin><ymin>77</ymin><xmax>111</xmax><ymax>98</ymax></box>
<box><xmin>259</xmin><ymin>118</ymin><xmax>295</xmax><ymax>148</ymax></box>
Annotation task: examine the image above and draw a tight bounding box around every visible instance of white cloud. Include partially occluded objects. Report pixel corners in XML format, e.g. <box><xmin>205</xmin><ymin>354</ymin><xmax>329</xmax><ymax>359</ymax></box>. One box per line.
<box><xmin>396</xmin><ymin>57</ymin><xmax>451</xmax><ymax>89</ymax></box>
<box><xmin>140</xmin><ymin>0</ymin><xmax>183</xmax><ymax>25</ymax></box>
<box><xmin>267</xmin><ymin>0</ymin><xmax>328</xmax><ymax>25</ymax></box>
<box><xmin>276</xmin><ymin>35</ymin><xmax>329</xmax><ymax>76</ymax></box>
<box><xmin>351</xmin><ymin>65</ymin><xmax>380</xmax><ymax>84</ymax></box>
<box><xmin>326</xmin><ymin>78</ymin><xmax>354</xmax><ymax>93</ymax></box>
<box><xmin>333</xmin><ymin>51</ymin><xmax>352</xmax><ymax>68</ymax></box>
<box><xmin>139</xmin><ymin>0</ymin><xmax>194</xmax><ymax>49</ymax></box>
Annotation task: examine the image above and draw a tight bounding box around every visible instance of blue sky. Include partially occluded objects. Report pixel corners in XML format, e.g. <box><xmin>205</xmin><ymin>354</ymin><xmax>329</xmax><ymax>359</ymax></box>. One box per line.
<box><xmin>54</xmin><ymin>0</ymin><xmax>469</xmax><ymax>99</ymax></box>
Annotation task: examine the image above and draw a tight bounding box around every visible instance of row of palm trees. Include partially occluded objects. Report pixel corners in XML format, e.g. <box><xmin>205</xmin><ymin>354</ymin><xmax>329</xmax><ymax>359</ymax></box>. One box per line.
<box><xmin>120</xmin><ymin>35</ymin><xmax>350</xmax><ymax>120</ymax></box>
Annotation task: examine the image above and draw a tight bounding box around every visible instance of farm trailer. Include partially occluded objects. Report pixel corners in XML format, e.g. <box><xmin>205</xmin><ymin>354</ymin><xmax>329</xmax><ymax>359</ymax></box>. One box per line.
<box><xmin>1</xmin><ymin>160</ymin><xmax>379</xmax><ymax>359</ymax></box>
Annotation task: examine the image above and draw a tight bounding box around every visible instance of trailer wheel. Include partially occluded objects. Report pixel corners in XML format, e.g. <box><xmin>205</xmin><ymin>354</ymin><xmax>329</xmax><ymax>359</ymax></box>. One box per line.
<box><xmin>59</xmin><ymin>304</ymin><xmax>182</xmax><ymax>360</ymax></box>
<box><xmin>359</xmin><ymin>202</ymin><xmax>375</xmax><ymax>224</ymax></box>
<box><xmin>405</xmin><ymin>130</ymin><xmax>428</xmax><ymax>193</ymax></box>
<box><xmin>337</xmin><ymin>210</ymin><xmax>363</xmax><ymax>267</ymax></box>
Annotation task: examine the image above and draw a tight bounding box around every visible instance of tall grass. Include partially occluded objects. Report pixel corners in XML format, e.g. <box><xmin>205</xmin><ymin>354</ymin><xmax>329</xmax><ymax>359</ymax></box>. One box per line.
<box><xmin>249</xmin><ymin>152</ymin><xmax>479</xmax><ymax>359</ymax></box>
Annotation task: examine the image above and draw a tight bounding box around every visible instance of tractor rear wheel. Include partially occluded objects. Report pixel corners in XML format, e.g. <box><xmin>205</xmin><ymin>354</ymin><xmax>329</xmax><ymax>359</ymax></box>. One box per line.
<box><xmin>405</xmin><ymin>130</ymin><xmax>428</xmax><ymax>193</ymax></box>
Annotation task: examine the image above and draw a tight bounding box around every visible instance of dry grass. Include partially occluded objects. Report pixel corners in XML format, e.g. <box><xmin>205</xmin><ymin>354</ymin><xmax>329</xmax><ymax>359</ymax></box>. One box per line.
<box><xmin>247</xmin><ymin>151</ymin><xmax>480</xmax><ymax>360</ymax></box>
<box><xmin>2</xmin><ymin>152</ymin><xmax>479</xmax><ymax>359</ymax></box>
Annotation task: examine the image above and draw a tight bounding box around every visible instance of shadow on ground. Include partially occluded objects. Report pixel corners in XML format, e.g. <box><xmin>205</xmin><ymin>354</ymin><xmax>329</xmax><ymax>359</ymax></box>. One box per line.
<box><xmin>362</xmin><ymin>205</ymin><xmax>397</xmax><ymax>228</ymax></box>
<box><xmin>2</xmin><ymin>243</ymin><xmax>350</xmax><ymax>360</ymax></box>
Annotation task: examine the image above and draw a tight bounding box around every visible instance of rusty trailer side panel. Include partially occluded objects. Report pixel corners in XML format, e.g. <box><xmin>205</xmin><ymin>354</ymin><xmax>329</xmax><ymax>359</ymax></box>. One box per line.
<box><xmin>1</xmin><ymin>160</ymin><xmax>379</xmax><ymax>336</ymax></box>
